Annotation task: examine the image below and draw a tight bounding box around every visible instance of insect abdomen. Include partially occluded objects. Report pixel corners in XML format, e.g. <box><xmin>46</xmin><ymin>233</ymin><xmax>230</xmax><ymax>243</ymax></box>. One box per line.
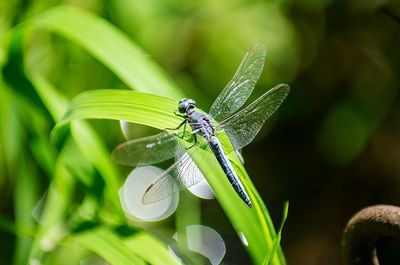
<box><xmin>208</xmin><ymin>137</ymin><xmax>252</xmax><ymax>207</ymax></box>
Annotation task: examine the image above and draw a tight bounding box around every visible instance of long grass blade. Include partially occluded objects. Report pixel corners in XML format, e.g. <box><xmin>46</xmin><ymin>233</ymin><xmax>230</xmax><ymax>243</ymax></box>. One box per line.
<box><xmin>30</xmin><ymin>6</ymin><xmax>183</xmax><ymax>99</ymax></box>
<box><xmin>56</xmin><ymin>89</ymin><xmax>286</xmax><ymax>264</ymax></box>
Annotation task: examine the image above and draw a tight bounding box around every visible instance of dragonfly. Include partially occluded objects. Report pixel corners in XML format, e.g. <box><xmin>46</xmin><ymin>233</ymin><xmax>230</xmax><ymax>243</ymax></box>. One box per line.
<box><xmin>112</xmin><ymin>44</ymin><xmax>290</xmax><ymax>208</ymax></box>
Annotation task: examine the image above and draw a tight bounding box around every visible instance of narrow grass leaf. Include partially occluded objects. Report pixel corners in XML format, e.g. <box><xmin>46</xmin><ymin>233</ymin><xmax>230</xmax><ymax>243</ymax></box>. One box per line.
<box><xmin>73</xmin><ymin>227</ymin><xmax>146</xmax><ymax>265</ymax></box>
<box><xmin>29</xmin><ymin>74</ymin><xmax>70</xmax><ymax>122</ymax></box>
<box><xmin>30</xmin><ymin>76</ymin><xmax>124</xmax><ymax>217</ymax></box>
<box><xmin>125</xmin><ymin>232</ymin><xmax>180</xmax><ymax>265</ymax></box>
<box><xmin>2</xmin><ymin>6</ymin><xmax>200</xmax><ymax>265</ymax></box>
<box><xmin>13</xmin><ymin>157</ymin><xmax>38</xmax><ymax>265</ymax></box>
<box><xmin>58</xmin><ymin>89</ymin><xmax>181</xmax><ymax>130</ymax></box>
<box><xmin>0</xmin><ymin>216</ymin><xmax>35</xmax><ymax>237</ymax></box>
<box><xmin>265</xmin><ymin>201</ymin><xmax>289</xmax><ymax>265</ymax></box>
<box><xmin>184</xmin><ymin>142</ymin><xmax>283</xmax><ymax>265</ymax></box>
<box><xmin>29</xmin><ymin>5</ymin><xmax>183</xmax><ymax>99</ymax></box>
<box><xmin>70</xmin><ymin>121</ymin><xmax>123</xmax><ymax>218</ymax></box>
<box><xmin>28</xmin><ymin>151</ymin><xmax>76</xmax><ymax>262</ymax></box>
<box><xmin>56</xmin><ymin>89</ymin><xmax>286</xmax><ymax>265</ymax></box>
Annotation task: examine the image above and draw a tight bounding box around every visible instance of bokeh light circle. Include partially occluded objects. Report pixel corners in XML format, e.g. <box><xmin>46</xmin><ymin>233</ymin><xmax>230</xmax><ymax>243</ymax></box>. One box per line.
<box><xmin>119</xmin><ymin>166</ymin><xmax>178</xmax><ymax>221</ymax></box>
<box><xmin>169</xmin><ymin>225</ymin><xmax>226</xmax><ymax>265</ymax></box>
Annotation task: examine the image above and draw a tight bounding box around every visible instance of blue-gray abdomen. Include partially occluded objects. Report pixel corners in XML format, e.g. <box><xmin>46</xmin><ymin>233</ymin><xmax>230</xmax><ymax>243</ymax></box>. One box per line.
<box><xmin>208</xmin><ymin>136</ymin><xmax>252</xmax><ymax>207</ymax></box>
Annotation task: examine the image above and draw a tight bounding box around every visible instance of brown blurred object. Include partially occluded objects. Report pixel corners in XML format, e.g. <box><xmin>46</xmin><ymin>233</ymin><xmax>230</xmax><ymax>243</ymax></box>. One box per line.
<box><xmin>342</xmin><ymin>205</ymin><xmax>400</xmax><ymax>265</ymax></box>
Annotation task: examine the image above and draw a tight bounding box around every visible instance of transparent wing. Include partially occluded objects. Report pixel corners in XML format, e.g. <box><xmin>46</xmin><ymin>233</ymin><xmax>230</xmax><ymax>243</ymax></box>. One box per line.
<box><xmin>111</xmin><ymin>132</ymin><xmax>178</xmax><ymax>166</ymax></box>
<box><xmin>220</xmin><ymin>84</ymin><xmax>290</xmax><ymax>150</ymax></box>
<box><xmin>209</xmin><ymin>44</ymin><xmax>266</xmax><ymax>122</ymax></box>
<box><xmin>142</xmin><ymin>147</ymin><xmax>204</xmax><ymax>204</ymax></box>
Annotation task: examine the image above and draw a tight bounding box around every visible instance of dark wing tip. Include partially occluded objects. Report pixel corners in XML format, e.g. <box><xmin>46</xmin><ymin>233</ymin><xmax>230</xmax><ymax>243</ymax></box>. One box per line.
<box><xmin>249</xmin><ymin>43</ymin><xmax>265</xmax><ymax>51</ymax></box>
<box><xmin>142</xmin><ymin>184</ymin><xmax>155</xmax><ymax>205</ymax></box>
<box><xmin>144</xmin><ymin>184</ymin><xmax>154</xmax><ymax>193</ymax></box>
<box><xmin>248</xmin><ymin>44</ymin><xmax>266</xmax><ymax>56</ymax></box>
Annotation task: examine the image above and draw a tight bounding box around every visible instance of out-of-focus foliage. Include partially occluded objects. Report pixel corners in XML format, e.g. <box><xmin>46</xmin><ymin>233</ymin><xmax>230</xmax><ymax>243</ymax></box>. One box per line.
<box><xmin>1</xmin><ymin>0</ymin><xmax>400</xmax><ymax>264</ymax></box>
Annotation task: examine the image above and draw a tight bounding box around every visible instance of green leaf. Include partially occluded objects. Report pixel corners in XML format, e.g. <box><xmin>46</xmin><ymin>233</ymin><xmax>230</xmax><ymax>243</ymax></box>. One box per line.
<box><xmin>29</xmin><ymin>74</ymin><xmax>70</xmax><ymax>122</ymax></box>
<box><xmin>2</xmin><ymin>5</ymin><xmax>287</xmax><ymax>263</ymax></box>
<box><xmin>265</xmin><ymin>202</ymin><xmax>289</xmax><ymax>265</ymax></box>
<box><xmin>56</xmin><ymin>88</ymin><xmax>286</xmax><ymax>265</ymax></box>
<box><xmin>28</xmin><ymin>147</ymin><xmax>77</xmax><ymax>262</ymax></box>
<box><xmin>184</xmin><ymin>140</ymin><xmax>285</xmax><ymax>265</ymax></box>
<box><xmin>73</xmin><ymin>227</ymin><xmax>146</xmax><ymax>265</ymax></box>
<box><xmin>70</xmin><ymin>121</ymin><xmax>123</xmax><ymax>218</ymax></box>
<box><xmin>0</xmin><ymin>216</ymin><xmax>35</xmax><ymax>237</ymax></box>
<box><xmin>51</xmin><ymin>89</ymin><xmax>182</xmax><ymax>151</ymax></box>
<box><xmin>30</xmin><ymin>5</ymin><xmax>183</xmax><ymax>99</ymax></box>
<box><xmin>21</xmin><ymin>53</ymin><xmax>178</xmax><ymax>265</ymax></box>
<box><xmin>13</xmin><ymin>157</ymin><xmax>38</xmax><ymax>265</ymax></box>
<box><xmin>58</xmin><ymin>89</ymin><xmax>181</xmax><ymax>130</ymax></box>
<box><xmin>124</xmin><ymin>233</ymin><xmax>180</xmax><ymax>265</ymax></box>
<box><xmin>31</xmin><ymin>76</ymin><xmax>124</xmax><ymax>218</ymax></box>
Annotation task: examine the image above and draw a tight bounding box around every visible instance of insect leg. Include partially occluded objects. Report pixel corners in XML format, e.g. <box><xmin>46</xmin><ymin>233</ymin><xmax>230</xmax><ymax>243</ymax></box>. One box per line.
<box><xmin>186</xmin><ymin>130</ymin><xmax>199</xmax><ymax>149</ymax></box>
<box><xmin>192</xmin><ymin>132</ymin><xmax>198</xmax><ymax>144</ymax></box>
<box><xmin>174</xmin><ymin>111</ymin><xmax>188</xmax><ymax>118</ymax></box>
<box><xmin>180</xmin><ymin>120</ymin><xmax>187</xmax><ymax>139</ymax></box>
<box><xmin>165</xmin><ymin>119</ymin><xmax>187</xmax><ymax>131</ymax></box>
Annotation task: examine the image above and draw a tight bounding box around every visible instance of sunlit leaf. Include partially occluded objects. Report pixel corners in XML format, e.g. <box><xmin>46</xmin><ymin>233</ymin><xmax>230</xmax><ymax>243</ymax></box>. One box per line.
<box><xmin>2</xmin><ymin>5</ymin><xmax>287</xmax><ymax>264</ymax></box>
<box><xmin>30</xmin><ymin>6</ymin><xmax>183</xmax><ymax>99</ymax></box>
<box><xmin>265</xmin><ymin>202</ymin><xmax>289</xmax><ymax>265</ymax></box>
<box><xmin>58</xmin><ymin>89</ymin><xmax>181</xmax><ymax>130</ymax></box>
<box><xmin>13</xmin><ymin>158</ymin><xmax>38</xmax><ymax>265</ymax></box>
<box><xmin>73</xmin><ymin>227</ymin><xmax>146</xmax><ymax>265</ymax></box>
<box><xmin>124</xmin><ymin>232</ymin><xmax>180</xmax><ymax>265</ymax></box>
<box><xmin>56</xmin><ymin>89</ymin><xmax>286</xmax><ymax>264</ymax></box>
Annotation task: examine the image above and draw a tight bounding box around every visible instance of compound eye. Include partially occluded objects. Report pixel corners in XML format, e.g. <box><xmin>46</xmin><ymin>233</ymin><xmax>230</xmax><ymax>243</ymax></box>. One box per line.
<box><xmin>188</xmin><ymin>99</ymin><xmax>196</xmax><ymax>106</ymax></box>
<box><xmin>178</xmin><ymin>101</ymin><xmax>188</xmax><ymax>113</ymax></box>
<box><xmin>179</xmin><ymin>98</ymin><xmax>187</xmax><ymax>104</ymax></box>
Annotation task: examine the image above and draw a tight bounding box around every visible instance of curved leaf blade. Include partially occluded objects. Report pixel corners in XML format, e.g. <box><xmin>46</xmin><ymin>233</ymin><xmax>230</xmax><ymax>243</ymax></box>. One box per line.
<box><xmin>56</xmin><ymin>88</ymin><xmax>287</xmax><ymax>265</ymax></box>
<box><xmin>57</xmin><ymin>89</ymin><xmax>181</xmax><ymax>131</ymax></box>
<box><xmin>29</xmin><ymin>5</ymin><xmax>183</xmax><ymax>99</ymax></box>
<box><xmin>73</xmin><ymin>228</ymin><xmax>146</xmax><ymax>265</ymax></box>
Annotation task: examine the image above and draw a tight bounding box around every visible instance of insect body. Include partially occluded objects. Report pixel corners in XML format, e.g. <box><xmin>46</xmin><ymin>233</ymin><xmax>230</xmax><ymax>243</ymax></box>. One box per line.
<box><xmin>112</xmin><ymin>44</ymin><xmax>290</xmax><ymax>207</ymax></box>
<box><xmin>178</xmin><ymin>98</ymin><xmax>252</xmax><ymax>207</ymax></box>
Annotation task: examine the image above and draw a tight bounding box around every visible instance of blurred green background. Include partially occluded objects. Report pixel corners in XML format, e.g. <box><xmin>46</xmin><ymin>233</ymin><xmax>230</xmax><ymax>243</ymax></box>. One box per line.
<box><xmin>1</xmin><ymin>0</ymin><xmax>400</xmax><ymax>264</ymax></box>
